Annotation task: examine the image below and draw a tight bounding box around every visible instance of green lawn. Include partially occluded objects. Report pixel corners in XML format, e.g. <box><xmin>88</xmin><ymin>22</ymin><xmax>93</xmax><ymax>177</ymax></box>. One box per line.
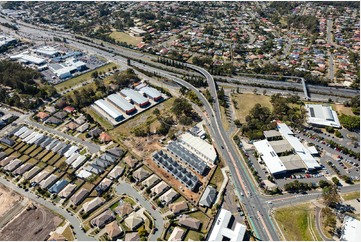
<box><xmin>209</xmin><ymin>166</ymin><xmax>224</xmax><ymax>191</ymax></box>
<box><xmin>84</xmin><ymin>107</ymin><xmax>113</xmax><ymax>131</ymax></box>
<box><xmin>18</xmin><ymin>155</ymin><xmax>30</xmax><ymax>162</ymax></box>
<box><xmin>123</xmin><ymin>197</ymin><xmax>136</xmax><ymax>206</ymax></box>
<box><xmin>109</xmin><ymin>31</ymin><xmax>143</xmax><ymax>46</ymax></box>
<box><xmin>55</xmin><ymin>63</ymin><xmax>118</xmax><ymax>91</ymax></box>
<box><xmin>274</xmin><ymin>203</ymin><xmax>320</xmax><ymax>241</ymax></box>
<box><xmin>184</xmin><ymin>229</ymin><xmax>204</xmax><ymax>241</ymax></box>
<box><xmin>14</xmin><ymin>142</ymin><xmax>25</xmax><ymax>151</ymax></box>
<box><xmin>231</xmin><ymin>93</ymin><xmax>273</xmax><ymax>123</ymax></box>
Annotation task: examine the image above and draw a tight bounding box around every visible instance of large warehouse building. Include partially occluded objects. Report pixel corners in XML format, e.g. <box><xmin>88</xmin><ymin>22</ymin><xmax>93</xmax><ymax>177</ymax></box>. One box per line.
<box><xmin>107</xmin><ymin>93</ymin><xmax>136</xmax><ymax>114</ymax></box>
<box><xmin>48</xmin><ymin>58</ymin><xmax>87</xmax><ymax>79</ymax></box>
<box><xmin>305</xmin><ymin>104</ymin><xmax>341</xmax><ymax>128</ymax></box>
<box><xmin>139</xmin><ymin>86</ymin><xmax>163</xmax><ymax>101</ymax></box>
<box><xmin>254</xmin><ymin>122</ymin><xmax>321</xmax><ymax>176</ymax></box>
<box><xmin>94</xmin><ymin>99</ymin><xmax>123</xmax><ymax>122</ymax></box>
<box><xmin>120</xmin><ymin>89</ymin><xmax>150</xmax><ymax>107</ymax></box>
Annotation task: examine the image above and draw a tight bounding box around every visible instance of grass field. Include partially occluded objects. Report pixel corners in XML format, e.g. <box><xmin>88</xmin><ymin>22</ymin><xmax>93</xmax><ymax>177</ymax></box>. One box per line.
<box><xmin>332</xmin><ymin>104</ymin><xmax>356</xmax><ymax>116</ymax></box>
<box><xmin>342</xmin><ymin>191</ymin><xmax>360</xmax><ymax>201</ymax></box>
<box><xmin>30</xmin><ymin>147</ymin><xmax>44</xmax><ymax>158</ymax></box>
<box><xmin>274</xmin><ymin>203</ymin><xmax>321</xmax><ymax>241</ymax></box>
<box><xmin>209</xmin><ymin>166</ymin><xmax>224</xmax><ymax>191</ymax></box>
<box><xmin>109</xmin><ymin>97</ymin><xmax>174</xmax><ymax>141</ymax></box>
<box><xmin>18</xmin><ymin>155</ymin><xmax>30</xmax><ymax>162</ymax></box>
<box><xmin>24</xmin><ymin>145</ymin><xmax>38</xmax><ymax>155</ymax></box>
<box><xmin>36</xmin><ymin>149</ymin><xmax>50</xmax><ymax>160</ymax></box>
<box><xmin>62</xmin><ymin>225</ymin><xmax>74</xmax><ymax>241</ymax></box>
<box><xmin>220</xmin><ymin>106</ymin><xmax>230</xmax><ymax>131</ymax></box>
<box><xmin>48</xmin><ymin>154</ymin><xmax>62</xmax><ymax>166</ymax></box>
<box><xmin>123</xmin><ymin>197</ymin><xmax>136</xmax><ymax>206</ymax></box>
<box><xmin>109</xmin><ymin>31</ymin><xmax>143</xmax><ymax>46</ymax></box>
<box><xmin>84</xmin><ymin>107</ymin><xmax>113</xmax><ymax>131</ymax></box>
<box><xmin>231</xmin><ymin>93</ymin><xmax>273</xmax><ymax>123</ymax></box>
<box><xmin>55</xmin><ymin>63</ymin><xmax>118</xmax><ymax>91</ymax></box>
<box><xmin>18</xmin><ymin>144</ymin><xmax>30</xmax><ymax>153</ymax></box>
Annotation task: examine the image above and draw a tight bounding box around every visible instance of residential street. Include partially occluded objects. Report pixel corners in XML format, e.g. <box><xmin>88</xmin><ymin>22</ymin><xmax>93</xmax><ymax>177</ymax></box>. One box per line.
<box><xmin>0</xmin><ymin>176</ymin><xmax>95</xmax><ymax>241</ymax></box>
<box><xmin>115</xmin><ymin>182</ymin><xmax>164</xmax><ymax>240</ymax></box>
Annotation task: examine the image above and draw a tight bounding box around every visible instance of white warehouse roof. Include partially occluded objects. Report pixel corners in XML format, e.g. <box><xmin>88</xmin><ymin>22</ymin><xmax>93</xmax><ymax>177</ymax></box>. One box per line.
<box><xmin>35</xmin><ymin>46</ymin><xmax>59</xmax><ymax>56</ymax></box>
<box><xmin>305</xmin><ymin>104</ymin><xmax>341</xmax><ymax>128</ymax></box>
<box><xmin>120</xmin><ymin>88</ymin><xmax>149</xmax><ymax>105</ymax></box>
<box><xmin>179</xmin><ymin>132</ymin><xmax>217</xmax><ymax>165</ymax></box>
<box><xmin>277</xmin><ymin>123</ymin><xmax>321</xmax><ymax>170</ymax></box>
<box><xmin>107</xmin><ymin>93</ymin><xmax>135</xmax><ymax>112</ymax></box>
<box><xmin>94</xmin><ymin>99</ymin><xmax>123</xmax><ymax>121</ymax></box>
<box><xmin>341</xmin><ymin>216</ymin><xmax>361</xmax><ymax>241</ymax></box>
<box><xmin>254</xmin><ymin>139</ymin><xmax>287</xmax><ymax>174</ymax></box>
<box><xmin>139</xmin><ymin>86</ymin><xmax>162</xmax><ymax>99</ymax></box>
<box><xmin>208</xmin><ymin>208</ymin><xmax>247</xmax><ymax>241</ymax></box>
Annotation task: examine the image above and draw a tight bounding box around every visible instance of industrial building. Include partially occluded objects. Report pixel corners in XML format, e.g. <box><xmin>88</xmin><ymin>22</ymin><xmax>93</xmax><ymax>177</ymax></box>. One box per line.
<box><xmin>305</xmin><ymin>104</ymin><xmax>341</xmax><ymax>128</ymax></box>
<box><xmin>107</xmin><ymin>93</ymin><xmax>136</xmax><ymax>114</ymax></box>
<box><xmin>10</xmin><ymin>53</ymin><xmax>46</xmax><ymax>65</ymax></box>
<box><xmin>178</xmin><ymin>132</ymin><xmax>217</xmax><ymax>165</ymax></box>
<box><xmin>94</xmin><ymin>99</ymin><xmax>123</xmax><ymax>122</ymax></box>
<box><xmin>0</xmin><ymin>34</ymin><xmax>17</xmax><ymax>47</ymax></box>
<box><xmin>129</xmin><ymin>27</ymin><xmax>147</xmax><ymax>37</ymax></box>
<box><xmin>152</xmin><ymin>150</ymin><xmax>199</xmax><ymax>191</ymax></box>
<box><xmin>48</xmin><ymin>58</ymin><xmax>87</xmax><ymax>79</ymax></box>
<box><xmin>138</xmin><ymin>86</ymin><xmax>163</xmax><ymax>101</ymax></box>
<box><xmin>253</xmin><ymin>122</ymin><xmax>321</xmax><ymax>176</ymax></box>
<box><xmin>340</xmin><ymin>216</ymin><xmax>360</xmax><ymax>241</ymax></box>
<box><xmin>35</xmin><ymin>46</ymin><xmax>59</xmax><ymax>57</ymax></box>
<box><xmin>120</xmin><ymin>89</ymin><xmax>150</xmax><ymax>107</ymax></box>
<box><xmin>208</xmin><ymin>209</ymin><xmax>247</xmax><ymax>241</ymax></box>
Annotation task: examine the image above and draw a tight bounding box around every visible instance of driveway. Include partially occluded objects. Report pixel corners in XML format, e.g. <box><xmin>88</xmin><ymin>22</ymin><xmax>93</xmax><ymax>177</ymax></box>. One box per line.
<box><xmin>0</xmin><ymin>177</ymin><xmax>94</xmax><ymax>241</ymax></box>
<box><xmin>115</xmin><ymin>182</ymin><xmax>164</xmax><ymax>240</ymax></box>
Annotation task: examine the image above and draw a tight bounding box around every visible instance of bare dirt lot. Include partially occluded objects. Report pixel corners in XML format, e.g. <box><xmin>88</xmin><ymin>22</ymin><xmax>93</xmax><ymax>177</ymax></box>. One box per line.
<box><xmin>0</xmin><ymin>203</ymin><xmax>63</xmax><ymax>241</ymax></box>
<box><xmin>0</xmin><ymin>184</ymin><xmax>23</xmax><ymax>219</ymax></box>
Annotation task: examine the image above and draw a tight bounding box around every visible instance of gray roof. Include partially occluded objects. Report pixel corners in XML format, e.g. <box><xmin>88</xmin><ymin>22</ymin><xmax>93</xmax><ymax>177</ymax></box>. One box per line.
<box><xmin>264</xmin><ymin>130</ymin><xmax>282</xmax><ymax>138</ymax></box>
<box><xmin>0</xmin><ymin>137</ymin><xmax>15</xmax><ymax>146</ymax></box>
<box><xmin>106</xmin><ymin>147</ymin><xmax>124</xmax><ymax>158</ymax></box>
<box><xmin>13</xmin><ymin>163</ymin><xmax>32</xmax><ymax>175</ymax></box>
<box><xmin>120</xmin><ymin>88</ymin><xmax>149</xmax><ymax>105</ymax></box>
<box><xmin>100</xmin><ymin>153</ymin><xmax>117</xmax><ymax>163</ymax></box>
<box><xmin>85</xmin><ymin>164</ymin><xmax>104</xmax><ymax>175</ymax></box>
<box><xmin>49</xmin><ymin>179</ymin><xmax>69</xmax><ymax>194</ymax></box>
<box><xmin>46</xmin><ymin>117</ymin><xmax>62</xmax><ymax>124</ymax></box>
<box><xmin>152</xmin><ymin>150</ymin><xmax>199</xmax><ymax>191</ymax></box>
<box><xmin>107</xmin><ymin>93</ymin><xmax>135</xmax><ymax>112</ymax></box>
<box><xmin>199</xmin><ymin>185</ymin><xmax>217</xmax><ymax>207</ymax></box>
<box><xmin>53</xmin><ymin>111</ymin><xmax>67</xmax><ymax>120</ymax></box>
<box><xmin>71</xmin><ymin>188</ymin><xmax>89</xmax><ymax>205</ymax></box>
<box><xmin>94</xmin><ymin>99</ymin><xmax>123</xmax><ymax>121</ymax></box>
<box><xmin>139</xmin><ymin>86</ymin><xmax>162</xmax><ymax>99</ymax></box>
<box><xmin>167</xmin><ymin>141</ymin><xmax>208</xmax><ymax>175</ymax></box>
<box><xmin>91</xmin><ymin>210</ymin><xmax>115</xmax><ymax>228</ymax></box>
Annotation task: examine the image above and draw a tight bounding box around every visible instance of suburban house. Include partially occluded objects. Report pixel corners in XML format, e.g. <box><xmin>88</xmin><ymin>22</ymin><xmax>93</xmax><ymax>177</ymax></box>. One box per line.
<box><xmin>168</xmin><ymin>227</ymin><xmax>185</xmax><ymax>241</ymax></box>
<box><xmin>160</xmin><ymin>188</ymin><xmax>178</xmax><ymax>205</ymax></box>
<box><xmin>142</xmin><ymin>174</ymin><xmax>160</xmax><ymax>187</ymax></box>
<box><xmin>108</xmin><ymin>166</ymin><xmax>124</xmax><ymax>180</ymax></box>
<box><xmin>133</xmin><ymin>167</ymin><xmax>151</xmax><ymax>182</ymax></box>
<box><xmin>70</xmin><ymin>188</ymin><xmax>89</xmax><ymax>206</ymax></box>
<box><xmin>169</xmin><ymin>201</ymin><xmax>188</xmax><ymax>214</ymax></box>
<box><xmin>115</xmin><ymin>202</ymin><xmax>133</xmax><ymax>217</ymax></box>
<box><xmin>178</xmin><ymin>215</ymin><xmax>201</xmax><ymax>230</ymax></box>
<box><xmin>199</xmin><ymin>185</ymin><xmax>217</xmax><ymax>208</ymax></box>
<box><xmin>82</xmin><ymin>197</ymin><xmax>105</xmax><ymax>214</ymax></box>
<box><xmin>151</xmin><ymin>181</ymin><xmax>169</xmax><ymax>196</ymax></box>
<box><xmin>91</xmin><ymin>210</ymin><xmax>115</xmax><ymax>228</ymax></box>
<box><xmin>104</xmin><ymin>221</ymin><xmax>123</xmax><ymax>240</ymax></box>
<box><xmin>58</xmin><ymin>183</ymin><xmax>77</xmax><ymax>199</ymax></box>
<box><xmin>124</xmin><ymin>213</ymin><xmax>144</xmax><ymax>230</ymax></box>
<box><xmin>124</xmin><ymin>232</ymin><xmax>140</xmax><ymax>241</ymax></box>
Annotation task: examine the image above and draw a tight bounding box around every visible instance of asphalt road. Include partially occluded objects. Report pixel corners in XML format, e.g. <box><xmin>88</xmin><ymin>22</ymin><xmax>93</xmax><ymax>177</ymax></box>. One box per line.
<box><xmin>0</xmin><ymin>176</ymin><xmax>94</xmax><ymax>241</ymax></box>
<box><xmin>114</xmin><ymin>182</ymin><xmax>164</xmax><ymax>240</ymax></box>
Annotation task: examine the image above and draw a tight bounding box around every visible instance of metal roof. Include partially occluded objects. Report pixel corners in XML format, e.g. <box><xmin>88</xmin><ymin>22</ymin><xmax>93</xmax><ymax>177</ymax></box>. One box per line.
<box><xmin>107</xmin><ymin>93</ymin><xmax>135</xmax><ymax>112</ymax></box>
<box><xmin>95</xmin><ymin>99</ymin><xmax>123</xmax><ymax>120</ymax></box>
<box><xmin>139</xmin><ymin>86</ymin><xmax>162</xmax><ymax>99</ymax></box>
<box><xmin>120</xmin><ymin>89</ymin><xmax>149</xmax><ymax>105</ymax></box>
<box><xmin>254</xmin><ymin>139</ymin><xmax>287</xmax><ymax>175</ymax></box>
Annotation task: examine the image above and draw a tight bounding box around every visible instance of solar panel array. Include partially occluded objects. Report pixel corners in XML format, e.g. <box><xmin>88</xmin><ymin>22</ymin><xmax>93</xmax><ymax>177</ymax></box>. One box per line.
<box><xmin>152</xmin><ymin>150</ymin><xmax>199</xmax><ymax>191</ymax></box>
<box><xmin>167</xmin><ymin>141</ymin><xmax>208</xmax><ymax>175</ymax></box>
